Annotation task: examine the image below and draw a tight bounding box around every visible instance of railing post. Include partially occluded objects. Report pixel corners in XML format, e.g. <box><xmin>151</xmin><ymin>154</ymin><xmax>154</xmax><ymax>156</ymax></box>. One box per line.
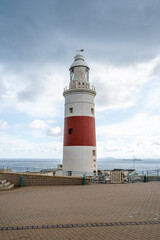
<box><xmin>157</xmin><ymin>170</ymin><xmax>159</xmax><ymax>182</ymax></box>
<box><xmin>147</xmin><ymin>171</ymin><xmax>148</xmax><ymax>182</ymax></box>
<box><xmin>104</xmin><ymin>170</ymin><xmax>106</xmax><ymax>184</ymax></box>
<box><xmin>83</xmin><ymin>174</ymin><xmax>86</xmax><ymax>185</ymax></box>
<box><xmin>20</xmin><ymin>174</ymin><xmax>23</xmax><ymax>187</ymax></box>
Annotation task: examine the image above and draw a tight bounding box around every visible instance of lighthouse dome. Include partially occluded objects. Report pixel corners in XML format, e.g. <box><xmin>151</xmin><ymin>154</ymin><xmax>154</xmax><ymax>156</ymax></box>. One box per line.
<box><xmin>69</xmin><ymin>53</ymin><xmax>90</xmax><ymax>70</ymax></box>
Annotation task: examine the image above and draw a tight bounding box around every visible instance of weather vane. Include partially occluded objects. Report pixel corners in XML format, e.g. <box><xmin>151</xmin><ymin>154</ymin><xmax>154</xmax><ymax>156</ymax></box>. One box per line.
<box><xmin>76</xmin><ymin>49</ymin><xmax>84</xmax><ymax>53</ymax></box>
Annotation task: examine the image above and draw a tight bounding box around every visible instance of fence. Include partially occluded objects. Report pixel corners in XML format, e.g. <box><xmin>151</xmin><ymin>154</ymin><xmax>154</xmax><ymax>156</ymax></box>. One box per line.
<box><xmin>0</xmin><ymin>164</ymin><xmax>160</xmax><ymax>183</ymax></box>
<box><xmin>0</xmin><ymin>165</ymin><xmax>94</xmax><ymax>178</ymax></box>
<box><xmin>90</xmin><ymin>169</ymin><xmax>160</xmax><ymax>184</ymax></box>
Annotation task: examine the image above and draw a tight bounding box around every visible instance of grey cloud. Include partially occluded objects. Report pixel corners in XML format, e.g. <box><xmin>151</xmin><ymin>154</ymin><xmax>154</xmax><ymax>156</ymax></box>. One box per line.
<box><xmin>17</xmin><ymin>78</ymin><xmax>44</xmax><ymax>102</ymax></box>
<box><xmin>18</xmin><ymin>86</ymin><xmax>42</xmax><ymax>102</ymax></box>
<box><xmin>0</xmin><ymin>81</ymin><xmax>6</xmax><ymax>100</ymax></box>
<box><xmin>0</xmin><ymin>0</ymin><xmax>160</xmax><ymax>71</ymax></box>
<box><xmin>94</xmin><ymin>78</ymin><xmax>134</xmax><ymax>110</ymax></box>
<box><xmin>152</xmin><ymin>62</ymin><xmax>160</xmax><ymax>77</ymax></box>
<box><xmin>152</xmin><ymin>142</ymin><xmax>160</xmax><ymax>146</ymax></box>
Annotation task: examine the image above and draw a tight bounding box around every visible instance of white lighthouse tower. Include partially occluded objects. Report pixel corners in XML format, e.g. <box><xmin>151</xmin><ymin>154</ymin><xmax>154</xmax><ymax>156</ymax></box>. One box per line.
<box><xmin>63</xmin><ymin>52</ymin><xmax>97</xmax><ymax>176</ymax></box>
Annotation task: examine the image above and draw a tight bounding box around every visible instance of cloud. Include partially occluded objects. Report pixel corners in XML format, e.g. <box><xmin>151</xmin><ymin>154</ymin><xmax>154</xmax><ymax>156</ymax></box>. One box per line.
<box><xmin>1</xmin><ymin>0</ymin><xmax>160</xmax><ymax>68</ymax></box>
<box><xmin>0</xmin><ymin>0</ymin><xmax>160</xmax><ymax>159</ymax></box>
<box><xmin>0</xmin><ymin>131</ymin><xmax>63</xmax><ymax>158</ymax></box>
<box><xmin>0</xmin><ymin>63</ymin><xmax>66</xmax><ymax>117</ymax></box>
<box><xmin>0</xmin><ymin>81</ymin><xmax>6</xmax><ymax>101</ymax></box>
<box><xmin>91</xmin><ymin>57</ymin><xmax>159</xmax><ymax>111</ymax></box>
<box><xmin>96</xmin><ymin>112</ymin><xmax>160</xmax><ymax>158</ymax></box>
<box><xmin>97</xmin><ymin>113</ymin><xmax>160</xmax><ymax>137</ymax></box>
<box><xmin>0</xmin><ymin>65</ymin><xmax>7</xmax><ymax>100</ymax></box>
<box><xmin>17</xmin><ymin>79</ymin><xmax>44</xmax><ymax>102</ymax></box>
<box><xmin>28</xmin><ymin>120</ymin><xmax>48</xmax><ymax>130</ymax></box>
<box><xmin>0</xmin><ymin>120</ymin><xmax>8</xmax><ymax>130</ymax></box>
<box><xmin>46</xmin><ymin>127</ymin><xmax>61</xmax><ymax>136</ymax></box>
<box><xmin>28</xmin><ymin>119</ymin><xmax>62</xmax><ymax>137</ymax></box>
<box><xmin>143</xmin><ymin>82</ymin><xmax>160</xmax><ymax>113</ymax></box>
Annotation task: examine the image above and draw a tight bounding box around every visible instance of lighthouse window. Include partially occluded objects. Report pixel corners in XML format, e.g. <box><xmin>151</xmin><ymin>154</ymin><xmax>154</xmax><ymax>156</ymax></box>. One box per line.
<box><xmin>85</xmin><ymin>68</ymin><xmax>89</xmax><ymax>81</ymax></box>
<box><xmin>68</xmin><ymin>128</ymin><xmax>73</xmax><ymax>134</ymax></box>
<box><xmin>70</xmin><ymin>68</ymin><xmax>74</xmax><ymax>82</ymax></box>
<box><xmin>91</xmin><ymin>108</ymin><xmax>94</xmax><ymax>114</ymax></box>
<box><xmin>68</xmin><ymin>171</ymin><xmax>72</xmax><ymax>176</ymax></box>
<box><xmin>93</xmin><ymin>150</ymin><xmax>96</xmax><ymax>156</ymax></box>
<box><xmin>69</xmin><ymin>107</ymin><xmax>73</xmax><ymax>113</ymax></box>
<box><xmin>79</xmin><ymin>82</ymin><xmax>81</xmax><ymax>85</ymax></box>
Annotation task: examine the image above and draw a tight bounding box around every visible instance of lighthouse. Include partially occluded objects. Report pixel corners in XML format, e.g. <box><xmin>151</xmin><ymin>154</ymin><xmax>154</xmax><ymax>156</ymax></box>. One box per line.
<box><xmin>63</xmin><ymin>52</ymin><xmax>97</xmax><ymax>176</ymax></box>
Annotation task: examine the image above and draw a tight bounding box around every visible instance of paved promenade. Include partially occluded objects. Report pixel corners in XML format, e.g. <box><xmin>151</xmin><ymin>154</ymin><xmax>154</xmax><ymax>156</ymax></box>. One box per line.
<box><xmin>0</xmin><ymin>182</ymin><xmax>160</xmax><ymax>239</ymax></box>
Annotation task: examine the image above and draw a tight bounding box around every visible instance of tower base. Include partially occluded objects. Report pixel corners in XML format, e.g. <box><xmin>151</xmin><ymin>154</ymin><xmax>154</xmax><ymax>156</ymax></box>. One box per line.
<box><xmin>63</xmin><ymin>146</ymin><xmax>97</xmax><ymax>177</ymax></box>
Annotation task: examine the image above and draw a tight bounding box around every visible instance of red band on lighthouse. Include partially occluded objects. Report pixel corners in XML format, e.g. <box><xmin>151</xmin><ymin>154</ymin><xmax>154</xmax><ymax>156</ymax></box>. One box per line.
<box><xmin>64</xmin><ymin>116</ymin><xmax>96</xmax><ymax>146</ymax></box>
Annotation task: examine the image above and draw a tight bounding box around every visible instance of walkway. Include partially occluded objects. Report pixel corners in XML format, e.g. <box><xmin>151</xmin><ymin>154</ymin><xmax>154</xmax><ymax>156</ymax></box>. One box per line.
<box><xmin>0</xmin><ymin>182</ymin><xmax>160</xmax><ymax>239</ymax></box>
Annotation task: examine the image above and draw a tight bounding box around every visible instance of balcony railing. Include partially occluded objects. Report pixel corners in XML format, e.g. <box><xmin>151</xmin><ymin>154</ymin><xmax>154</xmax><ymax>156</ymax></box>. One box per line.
<box><xmin>64</xmin><ymin>80</ymin><xmax>96</xmax><ymax>92</ymax></box>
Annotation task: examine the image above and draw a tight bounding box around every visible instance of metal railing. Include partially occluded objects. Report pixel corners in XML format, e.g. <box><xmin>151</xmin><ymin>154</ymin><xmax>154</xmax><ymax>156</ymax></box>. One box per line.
<box><xmin>90</xmin><ymin>169</ymin><xmax>160</xmax><ymax>184</ymax></box>
<box><xmin>0</xmin><ymin>166</ymin><xmax>94</xmax><ymax>178</ymax></box>
<box><xmin>0</xmin><ymin>164</ymin><xmax>160</xmax><ymax>183</ymax></box>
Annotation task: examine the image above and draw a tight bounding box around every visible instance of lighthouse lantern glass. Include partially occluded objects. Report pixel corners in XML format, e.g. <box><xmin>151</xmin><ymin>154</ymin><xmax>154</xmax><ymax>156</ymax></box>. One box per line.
<box><xmin>70</xmin><ymin>68</ymin><xmax>74</xmax><ymax>82</ymax></box>
<box><xmin>85</xmin><ymin>68</ymin><xmax>89</xmax><ymax>81</ymax></box>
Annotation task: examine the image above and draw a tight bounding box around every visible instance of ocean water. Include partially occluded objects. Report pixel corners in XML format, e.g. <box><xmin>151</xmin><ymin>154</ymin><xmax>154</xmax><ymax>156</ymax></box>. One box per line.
<box><xmin>0</xmin><ymin>158</ymin><xmax>160</xmax><ymax>173</ymax></box>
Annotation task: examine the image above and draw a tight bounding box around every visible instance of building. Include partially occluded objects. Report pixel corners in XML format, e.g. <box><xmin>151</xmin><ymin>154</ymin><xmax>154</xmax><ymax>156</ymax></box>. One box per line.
<box><xmin>63</xmin><ymin>52</ymin><xmax>97</xmax><ymax>176</ymax></box>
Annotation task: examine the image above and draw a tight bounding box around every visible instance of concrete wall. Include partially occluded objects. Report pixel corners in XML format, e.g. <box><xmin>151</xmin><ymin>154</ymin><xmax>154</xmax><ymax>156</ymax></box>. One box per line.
<box><xmin>0</xmin><ymin>172</ymin><xmax>90</xmax><ymax>187</ymax></box>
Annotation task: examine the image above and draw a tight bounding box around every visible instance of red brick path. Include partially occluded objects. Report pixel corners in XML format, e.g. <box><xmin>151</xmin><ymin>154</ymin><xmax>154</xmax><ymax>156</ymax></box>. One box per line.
<box><xmin>0</xmin><ymin>182</ymin><xmax>160</xmax><ymax>239</ymax></box>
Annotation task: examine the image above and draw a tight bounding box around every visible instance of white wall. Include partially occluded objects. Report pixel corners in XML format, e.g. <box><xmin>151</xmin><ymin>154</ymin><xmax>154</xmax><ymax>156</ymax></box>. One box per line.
<box><xmin>65</xmin><ymin>92</ymin><xmax>95</xmax><ymax>117</ymax></box>
<box><xmin>63</xmin><ymin>146</ymin><xmax>97</xmax><ymax>173</ymax></box>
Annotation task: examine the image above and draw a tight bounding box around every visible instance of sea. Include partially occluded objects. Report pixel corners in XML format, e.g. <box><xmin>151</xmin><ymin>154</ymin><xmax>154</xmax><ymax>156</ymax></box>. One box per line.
<box><xmin>0</xmin><ymin>158</ymin><xmax>160</xmax><ymax>173</ymax></box>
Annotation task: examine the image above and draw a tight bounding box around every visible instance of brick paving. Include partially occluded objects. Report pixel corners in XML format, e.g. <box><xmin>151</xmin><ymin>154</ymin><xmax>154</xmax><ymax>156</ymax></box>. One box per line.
<box><xmin>0</xmin><ymin>182</ymin><xmax>160</xmax><ymax>239</ymax></box>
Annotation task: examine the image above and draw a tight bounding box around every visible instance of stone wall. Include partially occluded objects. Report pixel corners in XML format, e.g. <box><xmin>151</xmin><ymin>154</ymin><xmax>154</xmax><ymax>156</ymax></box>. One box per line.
<box><xmin>0</xmin><ymin>172</ymin><xmax>89</xmax><ymax>187</ymax></box>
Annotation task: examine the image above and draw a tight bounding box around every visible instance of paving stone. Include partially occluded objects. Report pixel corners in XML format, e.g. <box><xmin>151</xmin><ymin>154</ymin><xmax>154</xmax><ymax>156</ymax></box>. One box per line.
<box><xmin>52</xmin><ymin>225</ymin><xmax>58</xmax><ymax>228</ymax></box>
<box><xmin>67</xmin><ymin>224</ymin><xmax>73</xmax><ymax>228</ymax></box>
<box><xmin>91</xmin><ymin>223</ymin><xmax>97</xmax><ymax>227</ymax></box>
<box><xmin>101</xmin><ymin>223</ymin><xmax>107</xmax><ymax>226</ymax></box>
<box><xmin>27</xmin><ymin>226</ymin><xmax>32</xmax><ymax>229</ymax></box>
<box><xmin>42</xmin><ymin>225</ymin><xmax>48</xmax><ymax>229</ymax></box>
<box><xmin>2</xmin><ymin>227</ymin><xmax>7</xmax><ymax>231</ymax></box>
<box><xmin>37</xmin><ymin>225</ymin><xmax>43</xmax><ymax>229</ymax></box>
<box><xmin>120</xmin><ymin>222</ymin><xmax>126</xmax><ymax>225</ymax></box>
<box><xmin>57</xmin><ymin>224</ymin><xmax>63</xmax><ymax>228</ymax></box>
<box><xmin>17</xmin><ymin>226</ymin><xmax>23</xmax><ymax>230</ymax></box>
<box><xmin>82</xmin><ymin>224</ymin><xmax>87</xmax><ymax>227</ymax></box>
<box><xmin>72</xmin><ymin>224</ymin><xmax>78</xmax><ymax>227</ymax></box>
<box><xmin>32</xmin><ymin>226</ymin><xmax>38</xmax><ymax>229</ymax></box>
<box><xmin>106</xmin><ymin>223</ymin><xmax>112</xmax><ymax>226</ymax></box>
<box><xmin>62</xmin><ymin>224</ymin><xmax>68</xmax><ymax>228</ymax></box>
<box><xmin>7</xmin><ymin>227</ymin><xmax>12</xmax><ymax>230</ymax></box>
<box><xmin>97</xmin><ymin>223</ymin><xmax>103</xmax><ymax>226</ymax></box>
<box><xmin>47</xmin><ymin>225</ymin><xmax>53</xmax><ymax>228</ymax></box>
<box><xmin>22</xmin><ymin>226</ymin><xmax>28</xmax><ymax>229</ymax></box>
<box><xmin>0</xmin><ymin>182</ymin><xmax>160</xmax><ymax>239</ymax></box>
<box><xmin>77</xmin><ymin>224</ymin><xmax>82</xmax><ymax>227</ymax></box>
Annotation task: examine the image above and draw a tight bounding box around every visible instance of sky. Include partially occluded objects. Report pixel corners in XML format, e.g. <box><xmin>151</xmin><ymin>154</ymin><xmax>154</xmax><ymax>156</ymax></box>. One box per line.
<box><xmin>0</xmin><ymin>0</ymin><xmax>160</xmax><ymax>159</ymax></box>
